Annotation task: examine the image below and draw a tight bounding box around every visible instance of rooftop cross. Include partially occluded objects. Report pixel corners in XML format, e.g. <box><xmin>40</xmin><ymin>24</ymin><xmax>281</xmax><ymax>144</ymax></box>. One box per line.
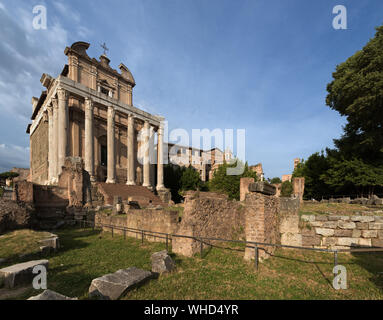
<box><xmin>100</xmin><ymin>42</ymin><xmax>109</xmax><ymax>56</ymax></box>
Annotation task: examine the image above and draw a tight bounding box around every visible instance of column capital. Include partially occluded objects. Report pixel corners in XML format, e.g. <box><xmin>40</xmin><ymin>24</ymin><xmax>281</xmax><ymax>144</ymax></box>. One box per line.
<box><xmin>57</xmin><ymin>88</ymin><xmax>68</xmax><ymax>101</ymax></box>
<box><xmin>51</xmin><ymin>97</ymin><xmax>58</xmax><ymax>109</ymax></box>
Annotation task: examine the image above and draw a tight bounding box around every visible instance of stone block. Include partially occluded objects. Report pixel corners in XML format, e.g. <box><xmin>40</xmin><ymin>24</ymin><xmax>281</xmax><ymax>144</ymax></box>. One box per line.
<box><xmin>302</xmin><ymin>235</ymin><xmax>321</xmax><ymax>247</ymax></box>
<box><xmin>334</xmin><ymin>229</ymin><xmax>353</xmax><ymax>237</ymax></box>
<box><xmin>280</xmin><ymin>215</ymin><xmax>299</xmax><ymax>234</ymax></box>
<box><xmin>301</xmin><ymin>228</ymin><xmax>315</xmax><ymax>236</ymax></box>
<box><xmin>315</xmin><ymin>215</ymin><xmax>328</xmax><ymax>221</ymax></box>
<box><xmin>351</xmin><ymin>216</ymin><xmax>375</xmax><ymax>222</ymax></box>
<box><xmin>322</xmin><ymin>221</ymin><xmax>338</xmax><ymax>228</ymax></box>
<box><xmin>356</xmin><ymin>222</ymin><xmax>369</xmax><ymax>230</ymax></box>
<box><xmin>151</xmin><ymin>251</ymin><xmax>175</xmax><ymax>274</ymax></box>
<box><xmin>310</xmin><ymin>221</ymin><xmax>324</xmax><ymax>227</ymax></box>
<box><xmin>281</xmin><ymin>233</ymin><xmax>302</xmax><ymax>246</ymax></box>
<box><xmin>338</xmin><ymin>221</ymin><xmax>356</xmax><ymax>229</ymax></box>
<box><xmin>88</xmin><ymin>267</ymin><xmax>153</xmax><ymax>300</ymax></box>
<box><xmin>358</xmin><ymin>238</ymin><xmax>372</xmax><ymax>247</ymax></box>
<box><xmin>316</xmin><ymin>228</ymin><xmax>334</xmax><ymax>237</ymax></box>
<box><xmin>337</xmin><ymin>238</ymin><xmax>359</xmax><ymax>247</ymax></box>
<box><xmin>301</xmin><ymin>215</ymin><xmax>315</xmax><ymax>222</ymax></box>
<box><xmin>352</xmin><ymin>229</ymin><xmax>362</xmax><ymax>238</ymax></box>
<box><xmin>28</xmin><ymin>289</ymin><xmax>77</xmax><ymax>300</ymax></box>
<box><xmin>0</xmin><ymin>260</ymin><xmax>49</xmax><ymax>289</ymax></box>
<box><xmin>362</xmin><ymin>230</ymin><xmax>378</xmax><ymax>238</ymax></box>
<box><xmin>322</xmin><ymin>237</ymin><xmax>337</xmax><ymax>246</ymax></box>
<box><xmin>378</xmin><ymin>231</ymin><xmax>383</xmax><ymax>239</ymax></box>
<box><xmin>369</xmin><ymin>222</ymin><xmax>383</xmax><ymax>230</ymax></box>
<box><xmin>372</xmin><ymin>239</ymin><xmax>383</xmax><ymax>247</ymax></box>
<box><xmin>248</xmin><ymin>181</ymin><xmax>276</xmax><ymax>196</ymax></box>
<box><xmin>328</xmin><ymin>216</ymin><xmax>350</xmax><ymax>221</ymax></box>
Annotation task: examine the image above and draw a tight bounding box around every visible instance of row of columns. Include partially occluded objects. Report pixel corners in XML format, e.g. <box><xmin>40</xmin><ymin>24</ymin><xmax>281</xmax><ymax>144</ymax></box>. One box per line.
<box><xmin>47</xmin><ymin>88</ymin><xmax>165</xmax><ymax>189</ymax></box>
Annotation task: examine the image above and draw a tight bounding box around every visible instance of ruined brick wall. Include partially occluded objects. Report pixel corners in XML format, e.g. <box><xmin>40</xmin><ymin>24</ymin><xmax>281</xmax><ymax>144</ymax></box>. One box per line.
<box><xmin>95</xmin><ymin>208</ymin><xmax>179</xmax><ymax>242</ymax></box>
<box><xmin>279</xmin><ymin>197</ymin><xmax>301</xmax><ymax>247</ymax></box>
<box><xmin>12</xmin><ymin>181</ymin><xmax>34</xmax><ymax>203</ymax></box>
<box><xmin>244</xmin><ymin>193</ymin><xmax>280</xmax><ymax>261</ymax></box>
<box><xmin>30</xmin><ymin>119</ymin><xmax>49</xmax><ymax>185</ymax></box>
<box><xmin>172</xmin><ymin>191</ymin><xmax>246</xmax><ymax>257</ymax></box>
<box><xmin>0</xmin><ymin>199</ymin><xmax>35</xmax><ymax>234</ymax></box>
<box><xmin>292</xmin><ymin>177</ymin><xmax>305</xmax><ymax>202</ymax></box>
<box><xmin>300</xmin><ymin>215</ymin><xmax>383</xmax><ymax>249</ymax></box>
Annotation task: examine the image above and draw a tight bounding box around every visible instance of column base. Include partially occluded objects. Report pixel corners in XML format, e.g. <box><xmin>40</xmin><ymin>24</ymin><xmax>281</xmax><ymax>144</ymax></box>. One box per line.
<box><xmin>126</xmin><ymin>180</ymin><xmax>136</xmax><ymax>186</ymax></box>
<box><xmin>106</xmin><ymin>179</ymin><xmax>116</xmax><ymax>184</ymax></box>
<box><xmin>142</xmin><ymin>183</ymin><xmax>151</xmax><ymax>188</ymax></box>
<box><xmin>90</xmin><ymin>175</ymin><xmax>96</xmax><ymax>182</ymax></box>
<box><xmin>156</xmin><ymin>184</ymin><xmax>166</xmax><ymax>191</ymax></box>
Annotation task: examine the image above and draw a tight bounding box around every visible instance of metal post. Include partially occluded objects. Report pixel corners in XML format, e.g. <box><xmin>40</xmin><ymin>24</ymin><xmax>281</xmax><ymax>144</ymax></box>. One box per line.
<box><xmin>141</xmin><ymin>231</ymin><xmax>144</xmax><ymax>244</ymax></box>
<box><xmin>334</xmin><ymin>250</ymin><xmax>338</xmax><ymax>275</ymax></box>
<box><xmin>255</xmin><ymin>245</ymin><xmax>259</xmax><ymax>271</ymax></box>
<box><xmin>200</xmin><ymin>239</ymin><xmax>203</xmax><ymax>258</ymax></box>
<box><xmin>166</xmin><ymin>234</ymin><xmax>169</xmax><ymax>252</ymax></box>
<box><xmin>112</xmin><ymin>226</ymin><xmax>114</xmax><ymax>237</ymax></box>
<box><xmin>124</xmin><ymin>229</ymin><xmax>126</xmax><ymax>240</ymax></box>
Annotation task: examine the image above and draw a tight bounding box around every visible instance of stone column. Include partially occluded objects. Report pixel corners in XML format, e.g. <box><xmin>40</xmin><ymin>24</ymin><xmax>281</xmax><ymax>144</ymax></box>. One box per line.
<box><xmin>106</xmin><ymin>106</ymin><xmax>116</xmax><ymax>184</ymax></box>
<box><xmin>142</xmin><ymin>121</ymin><xmax>150</xmax><ymax>188</ymax></box>
<box><xmin>126</xmin><ymin>114</ymin><xmax>135</xmax><ymax>185</ymax></box>
<box><xmin>149</xmin><ymin>126</ymin><xmax>155</xmax><ymax>188</ymax></box>
<box><xmin>85</xmin><ymin>98</ymin><xmax>95</xmax><ymax>181</ymax></box>
<box><xmin>57</xmin><ymin>88</ymin><xmax>68</xmax><ymax>176</ymax></box>
<box><xmin>47</xmin><ymin>105</ymin><xmax>54</xmax><ymax>183</ymax></box>
<box><xmin>52</xmin><ymin>98</ymin><xmax>59</xmax><ymax>183</ymax></box>
<box><xmin>156</xmin><ymin>124</ymin><xmax>165</xmax><ymax>190</ymax></box>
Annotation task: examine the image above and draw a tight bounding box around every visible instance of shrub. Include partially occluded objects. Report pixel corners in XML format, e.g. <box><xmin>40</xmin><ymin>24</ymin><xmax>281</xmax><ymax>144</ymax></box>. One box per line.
<box><xmin>281</xmin><ymin>181</ymin><xmax>293</xmax><ymax>197</ymax></box>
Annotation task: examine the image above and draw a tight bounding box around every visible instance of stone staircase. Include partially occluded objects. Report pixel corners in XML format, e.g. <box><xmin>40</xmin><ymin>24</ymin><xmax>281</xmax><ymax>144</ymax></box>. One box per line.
<box><xmin>96</xmin><ymin>183</ymin><xmax>166</xmax><ymax>207</ymax></box>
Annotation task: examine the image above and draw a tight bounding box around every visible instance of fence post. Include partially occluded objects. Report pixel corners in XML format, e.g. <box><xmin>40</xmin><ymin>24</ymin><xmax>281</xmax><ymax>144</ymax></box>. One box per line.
<box><xmin>112</xmin><ymin>226</ymin><xmax>114</xmax><ymax>238</ymax></box>
<box><xmin>124</xmin><ymin>229</ymin><xmax>126</xmax><ymax>240</ymax></box>
<box><xmin>200</xmin><ymin>239</ymin><xmax>203</xmax><ymax>258</ymax></box>
<box><xmin>166</xmin><ymin>234</ymin><xmax>169</xmax><ymax>252</ymax></box>
<box><xmin>141</xmin><ymin>231</ymin><xmax>144</xmax><ymax>244</ymax></box>
<box><xmin>255</xmin><ymin>245</ymin><xmax>259</xmax><ymax>271</ymax></box>
<box><xmin>334</xmin><ymin>250</ymin><xmax>338</xmax><ymax>275</ymax></box>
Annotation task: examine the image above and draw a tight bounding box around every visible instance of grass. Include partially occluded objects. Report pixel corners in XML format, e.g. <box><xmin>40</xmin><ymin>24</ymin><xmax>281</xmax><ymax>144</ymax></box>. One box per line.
<box><xmin>300</xmin><ymin>202</ymin><xmax>383</xmax><ymax>217</ymax></box>
<box><xmin>0</xmin><ymin>228</ymin><xmax>383</xmax><ymax>300</ymax></box>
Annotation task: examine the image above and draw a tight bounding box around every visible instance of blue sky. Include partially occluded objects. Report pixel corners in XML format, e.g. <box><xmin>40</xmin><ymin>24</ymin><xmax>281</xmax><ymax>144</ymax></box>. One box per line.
<box><xmin>0</xmin><ymin>0</ymin><xmax>382</xmax><ymax>178</ymax></box>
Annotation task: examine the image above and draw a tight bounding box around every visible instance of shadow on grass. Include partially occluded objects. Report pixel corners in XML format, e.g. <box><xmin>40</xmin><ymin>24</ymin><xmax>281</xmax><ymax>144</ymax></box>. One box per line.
<box><xmin>351</xmin><ymin>251</ymin><xmax>383</xmax><ymax>292</ymax></box>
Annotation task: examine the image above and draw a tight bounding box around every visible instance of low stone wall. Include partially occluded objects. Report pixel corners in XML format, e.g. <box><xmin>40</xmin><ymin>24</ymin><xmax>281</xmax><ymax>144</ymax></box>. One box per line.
<box><xmin>301</xmin><ymin>214</ymin><xmax>383</xmax><ymax>249</ymax></box>
<box><xmin>95</xmin><ymin>208</ymin><xmax>179</xmax><ymax>243</ymax></box>
<box><xmin>0</xmin><ymin>200</ymin><xmax>35</xmax><ymax>234</ymax></box>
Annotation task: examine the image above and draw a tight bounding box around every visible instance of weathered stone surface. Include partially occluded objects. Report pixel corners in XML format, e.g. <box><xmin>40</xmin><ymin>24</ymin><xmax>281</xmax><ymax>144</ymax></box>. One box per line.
<box><xmin>334</xmin><ymin>229</ymin><xmax>353</xmax><ymax>237</ymax></box>
<box><xmin>378</xmin><ymin>231</ymin><xmax>383</xmax><ymax>239</ymax></box>
<box><xmin>280</xmin><ymin>215</ymin><xmax>299</xmax><ymax>234</ymax></box>
<box><xmin>369</xmin><ymin>222</ymin><xmax>383</xmax><ymax>230</ymax></box>
<box><xmin>338</xmin><ymin>221</ymin><xmax>356</xmax><ymax>229</ymax></box>
<box><xmin>337</xmin><ymin>238</ymin><xmax>359</xmax><ymax>246</ymax></box>
<box><xmin>310</xmin><ymin>221</ymin><xmax>324</xmax><ymax>227</ymax></box>
<box><xmin>88</xmin><ymin>267</ymin><xmax>153</xmax><ymax>300</ymax></box>
<box><xmin>38</xmin><ymin>234</ymin><xmax>59</xmax><ymax>250</ymax></box>
<box><xmin>281</xmin><ymin>233</ymin><xmax>302</xmax><ymax>246</ymax></box>
<box><xmin>301</xmin><ymin>228</ymin><xmax>315</xmax><ymax>236</ymax></box>
<box><xmin>372</xmin><ymin>239</ymin><xmax>383</xmax><ymax>247</ymax></box>
<box><xmin>356</xmin><ymin>222</ymin><xmax>369</xmax><ymax>230</ymax></box>
<box><xmin>352</xmin><ymin>229</ymin><xmax>362</xmax><ymax>238</ymax></box>
<box><xmin>328</xmin><ymin>216</ymin><xmax>350</xmax><ymax>221</ymax></box>
<box><xmin>315</xmin><ymin>215</ymin><xmax>328</xmax><ymax>222</ymax></box>
<box><xmin>151</xmin><ymin>251</ymin><xmax>176</xmax><ymax>274</ymax></box>
<box><xmin>0</xmin><ymin>260</ymin><xmax>49</xmax><ymax>289</ymax></box>
<box><xmin>362</xmin><ymin>230</ymin><xmax>378</xmax><ymax>238</ymax></box>
<box><xmin>248</xmin><ymin>181</ymin><xmax>276</xmax><ymax>196</ymax></box>
<box><xmin>302</xmin><ymin>235</ymin><xmax>321</xmax><ymax>247</ymax></box>
<box><xmin>358</xmin><ymin>238</ymin><xmax>372</xmax><ymax>247</ymax></box>
<box><xmin>28</xmin><ymin>289</ymin><xmax>77</xmax><ymax>300</ymax></box>
<box><xmin>316</xmin><ymin>228</ymin><xmax>334</xmax><ymax>237</ymax></box>
<box><xmin>351</xmin><ymin>216</ymin><xmax>375</xmax><ymax>222</ymax></box>
<box><xmin>322</xmin><ymin>237</ymin><xmax>337</xmax><ymax>246</ymax></box>
<box><xmin>322</xmin><ymin>221</ymin><xmax>338</xmax><ymax>229</ymax></box>
<box><xmin>301</xmin><ymin>215</ymin><xmax>315</xmax><ymax>222</ymax></box>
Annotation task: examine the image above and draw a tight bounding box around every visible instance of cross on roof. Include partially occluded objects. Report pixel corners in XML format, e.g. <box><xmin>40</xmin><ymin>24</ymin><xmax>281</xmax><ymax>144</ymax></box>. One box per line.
<box><xmin>100</xmin><ymin>42</ymin><xmax>109</xmax><ymax>55</ymax></box>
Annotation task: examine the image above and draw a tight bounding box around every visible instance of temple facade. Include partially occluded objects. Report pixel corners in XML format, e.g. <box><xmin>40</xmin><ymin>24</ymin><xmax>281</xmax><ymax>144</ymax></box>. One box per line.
<box><xmin>27</xmin><ymin>41</ymin><xmax>165</xmax><ymax>190</ymax></box>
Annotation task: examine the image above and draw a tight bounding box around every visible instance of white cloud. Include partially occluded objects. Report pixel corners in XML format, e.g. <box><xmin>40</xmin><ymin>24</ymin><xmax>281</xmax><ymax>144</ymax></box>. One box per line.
<box><xmin>0</xmin><ymin>143</ymin><xmax>30</xmax><ymax>172</ymax></box>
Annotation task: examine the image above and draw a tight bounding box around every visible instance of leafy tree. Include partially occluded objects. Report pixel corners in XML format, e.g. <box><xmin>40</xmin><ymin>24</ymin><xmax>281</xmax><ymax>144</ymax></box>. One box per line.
<box><xmin>209</xmin><ymin>160</ymin><xmax>258</xmax><ymax>200</ymax></box>
<box><xmin>164</xmin><ymin>164</ymin><xmax>186</xmax><ymax>203</ymax></box>
<box><xmin>281</xmin><ymin>181</ymin><xmax>293</xmax><ymax>197</ymax></box>
<box><xmin>0</xmin><ymin>172</ymin><xmax>19</xmax><ymax>180</ymax></box>
<box><xmin>269</xmin><ymin>177</ymin><xmax>282</xmax><ymax>184</ymax></box>
<box><xmin>326</xmin><ymin>25</ymin><xmax>383</xmax><ymax>163</ymax></box>
<box><xmin>180</xmin><ymin>165</ymin><xmax>202</xmax><ymax>191</ymax></box>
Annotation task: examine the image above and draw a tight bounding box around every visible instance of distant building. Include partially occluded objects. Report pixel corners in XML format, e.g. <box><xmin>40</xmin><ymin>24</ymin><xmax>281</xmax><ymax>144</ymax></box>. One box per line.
<box><xmin>250</xmin><ymin>163</ymin><xmax>264</xmax><ymax>181</ymax></box>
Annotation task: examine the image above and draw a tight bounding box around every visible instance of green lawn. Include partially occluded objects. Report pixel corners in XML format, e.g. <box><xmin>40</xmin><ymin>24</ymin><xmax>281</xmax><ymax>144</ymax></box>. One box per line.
<box><xmin>0</xmin><ymin>228</ymin><xmax>383</xmax><ymax>300</ymax></box>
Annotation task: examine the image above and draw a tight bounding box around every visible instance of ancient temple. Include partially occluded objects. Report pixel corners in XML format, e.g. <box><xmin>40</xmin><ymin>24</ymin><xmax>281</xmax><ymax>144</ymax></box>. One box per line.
<box><xmin>26</xmin><ymin>41</ymin><xmax>165</xmax><ymax>191</ymax></box>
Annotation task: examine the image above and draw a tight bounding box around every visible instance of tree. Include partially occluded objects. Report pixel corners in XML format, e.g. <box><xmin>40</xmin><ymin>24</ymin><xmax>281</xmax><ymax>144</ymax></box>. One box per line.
<box><xmin>326</xmin><ymin>25</ymin><xmax>383</xmax><ymax>163</ymax></box>
<box><xmin>164</xmin><ymin>164</ymin><xmax>186</xmax><ymax>203</ymax></box>
<box><xmin>281</xmin><ymin>181</ymin><xmax>293</xmax><ymax>197</ymax></box>
<box><xmin>269</xmin><ymin>177</ymin><xmax>282</xmax><ymax>184</ymax></box>
<box><xmin>209</xmin><ymin>160</ymin><xmax>258</xmax><ymax>200</ymax></box>
<box><xmin>0</xmin><ymin>172</ymin><xmax>19</xmax><ymax>180</ymax></box>
<box><xmin>180</xmin><ymin>166</ymin><xmax>202</xmax><ymax>191</ymax></box>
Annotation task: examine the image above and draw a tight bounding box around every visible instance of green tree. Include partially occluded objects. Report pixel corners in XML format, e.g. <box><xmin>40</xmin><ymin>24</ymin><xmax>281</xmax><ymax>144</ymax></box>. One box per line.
<box><xmin>0</xmin><ymin>172</ymin><xmax>19</xmax><ymax>180</ymax></box>
<box><xmin>180</xmin><ymin>166</ymin><xmax>202</xmax><ymax>191</ymax></box>
<box><xmin>164</xmin><ymin>164</ymin><xmax>186</xmax><ymax>203</ymax></box>
<box><xmin>269</xmin><ymin>177</ymin><xmax>282</xmax><ymax>184</ymax></box>
<box><xmin>281</xmin><ymin>181</ymin><xmax>293</xmax><ymax>197</ymax></box>
<box><xmin>209</xmin><ymin>160</ymin><xmax>258</xmax><ymax>200</ymax></box>
<box><xmin>326</xmin><ymin>25</ymin><xmax>383</xmax><ymax>163</ymax></box>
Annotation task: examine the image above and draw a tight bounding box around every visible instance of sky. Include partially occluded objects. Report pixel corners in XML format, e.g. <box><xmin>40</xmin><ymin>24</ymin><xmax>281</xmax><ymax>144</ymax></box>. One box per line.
<box><xmin>0</xmin><ymin>0</ymin><xmax>382</xmax><ymax>178</ymax></box>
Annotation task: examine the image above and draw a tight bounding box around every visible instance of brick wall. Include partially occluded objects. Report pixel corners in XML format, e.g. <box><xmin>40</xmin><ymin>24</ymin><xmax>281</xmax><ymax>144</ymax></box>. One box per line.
<box><xmin>301</xmin><ymin>214</ymin><xmax>383</xmax><ymax>249</ymax></box>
